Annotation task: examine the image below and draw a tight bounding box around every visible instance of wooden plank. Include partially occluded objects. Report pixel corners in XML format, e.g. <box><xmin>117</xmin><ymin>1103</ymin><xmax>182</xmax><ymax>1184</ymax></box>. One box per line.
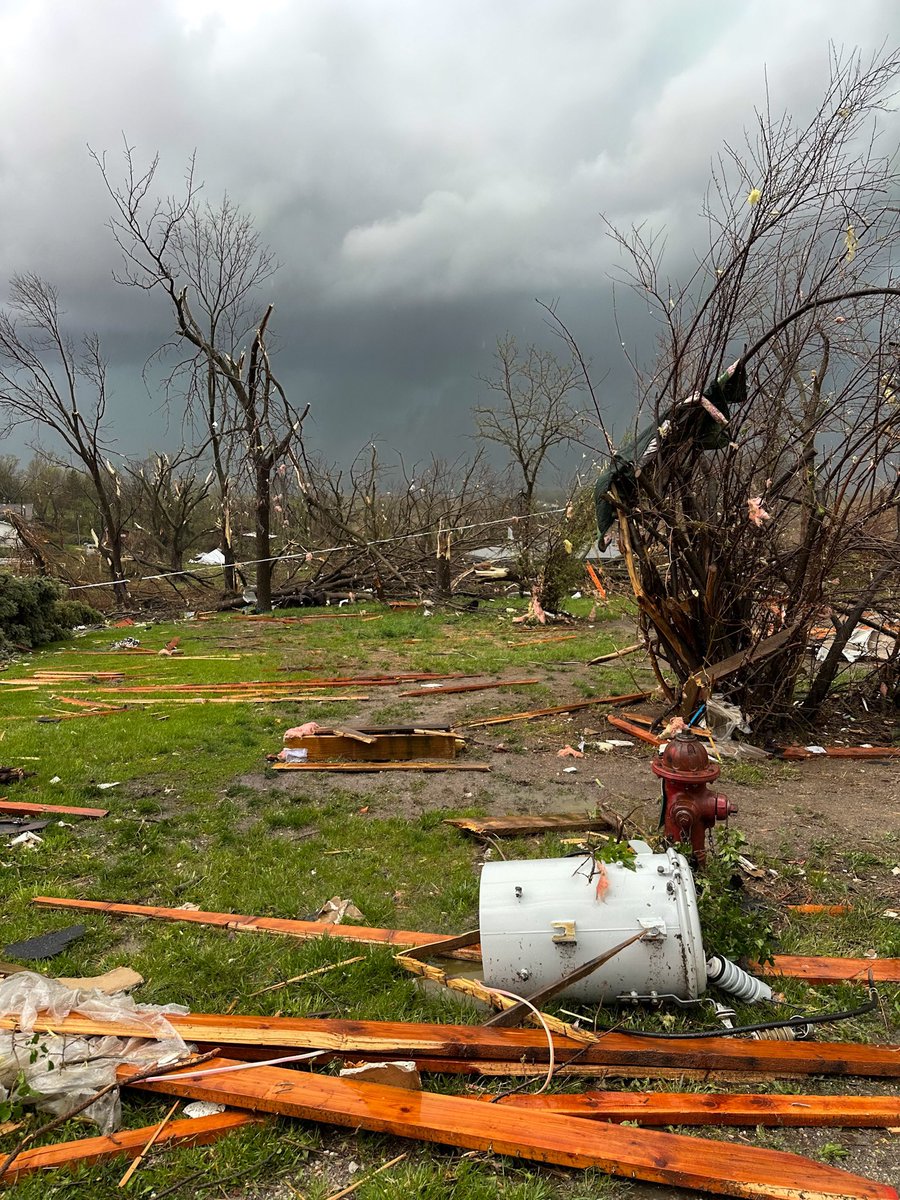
<box><xmin>10</xmin><ymin>1005</ymin><xmax>900</xmax><ymax>1080</ymax></box>
<box><xmin>459</xmin><ymin>692</ymin><xmax>652</xmax><ymax>728</ymax></box>
<box><xmin>283</xmin><ymin>732</ymin><xmax>461</xmax><ymax>761</ymax></box>
<box><xmin>399</xmin><ymin>679</ymin><xmax>540</xmax><ymax>697</ymax></box>
<box><xmin>0</xmin><ymin>800</ymin><xmax>108</xmax><ymax>819</ymax></box>
<box><xmin>606</xmin><ymin>715</ymin><xmax>663</xmax><ymax>745</ymax></box>
<box><xmin>778</xmin><ymin>746</ymin><xmax>900</xmax><ymax>760</ymax></box>
<box><xmin>484</xmin><ymin>1090</ymin><xmax>900</xmax><ymax>1127</ymax></box>
<box><xmin>271</xmin><ymin>762</ymin><xmax>490</xmax><ymax>773</ymax></box>
<box><xmin>445</xmin><ymin>813</ymin><xmax>614</xmax><ymax>836</ymax></box>
<box><xmin>30</xmin><ymin>897</ymin><xmax>482</xmax><ymax>959</ymax></box>
<box><xmin>787</xmin><ymin>904</ymin><xmax>852</xmax><ymax>916</ymax></box>
<box><xmin>124</xmin><ymin>1059</ymin><xmax>898</xmax><ymax>1200</ymax></box>
<box><xmin>587</xmin><ymin>642</ymin><xmax>642</xmax><ymax>665</ymax></box>
<box><xmin>1</xmin><ymin>1111</ymin><xmax>260</xmax><ymax>1181</ymax></box>
<box><xmin>761</xmin><ymin>955</ymin><xmax>900</xmax><ymax>984</ymax></box>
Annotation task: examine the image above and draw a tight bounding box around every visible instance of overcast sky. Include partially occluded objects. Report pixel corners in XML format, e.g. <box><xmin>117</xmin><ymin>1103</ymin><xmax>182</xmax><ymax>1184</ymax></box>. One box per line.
<box><xmin>1</xmin><ymin>0</ymin><xmax>898</xmax><ymax>471</ymax></box>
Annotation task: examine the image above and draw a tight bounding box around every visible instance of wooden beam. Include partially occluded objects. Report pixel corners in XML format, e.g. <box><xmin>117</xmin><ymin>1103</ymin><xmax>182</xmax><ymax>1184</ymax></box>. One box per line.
<box><xmin>459</xmin><ymin>692</ymin><xmax>652</xmax><ymax>728</ymax></box>
<box><xmin>271</xmin><ymin>762</ymin><xmax>490</xmax><ymax>773</ymax></box>
<box><xmin>483</xmin><ymin>1090</ymin><xmax>900</xmax><ymax>1127</ymax></box>
<box><xmin>445</xmin><ymin>813</ymin><xmax>614</xmax><ymax>836</ymax></box>
<box><xmin>30</xmin><ymin>897</ymin><xmax>482</xmax><ymax>960</ymax></box>
<box><xmin>8</xmin><ymin>1007</ymin><xmax>900</xmax><ymax>1080</ymax></box>
<box><xmin>606</xmin><ymin>715</ymin><xmax>663</xmax><ymax>745</ymax></box>
<box><xmin>124</xmin><ymin>1059</ymin><xmax>898</xmax><ymax>1200</ymax></box>
<box><xmin>761</xmin><ymin>955</ymin><xmax>900</xmax><ymax>984</ymax></box>
<box><xmin>777</xmin><ymin>746</ymin><xmax>900</xmax><ymax>760</ymax></box>
<box><xmin>0</xmin><ymin>1111</ymin><xmax>260</xmax><ymax>1182</ymax></box>
<box><xmin>398</xmin><ymin>679</ymin><xmax>540</xmax><ymax>697</ymax></box>
<box><xmin>0</xmin><ymin>800</ymin><xmax>108</xmax><ymax>819</ymax></box>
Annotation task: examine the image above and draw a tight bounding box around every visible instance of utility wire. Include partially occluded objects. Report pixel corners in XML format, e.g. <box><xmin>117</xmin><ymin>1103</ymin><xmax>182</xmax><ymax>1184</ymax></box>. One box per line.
<box><xmin>66</xmin><ymin>506</ymin><xmax>571</xmax><ymax>592</ymax></box>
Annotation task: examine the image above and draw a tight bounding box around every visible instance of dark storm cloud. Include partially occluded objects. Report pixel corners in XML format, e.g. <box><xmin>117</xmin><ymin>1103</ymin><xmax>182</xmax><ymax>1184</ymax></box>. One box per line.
<box><xmin>0</xmin><ymin>0</ymin><xmax>898</xmax><ymax>464</ymax></box>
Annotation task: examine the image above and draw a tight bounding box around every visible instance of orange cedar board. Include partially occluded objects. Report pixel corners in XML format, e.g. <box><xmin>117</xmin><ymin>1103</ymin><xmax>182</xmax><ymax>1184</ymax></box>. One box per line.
<box><xmin>459</xmin><ymin>691</ymin><xmax>652</xmax><ymax>727</ymax></box>
<box><xmin>125</xmin><ymin>1059</ymin><xmax>897</xmax><ymax>1200</ymax></box>
<box><xmin>0</xmin><ymin>800</ymin><xmax>108</xmax><ymax>818</ymax></box>
<box><xmin>398</xmin><ymin>679</ymin><xmax>540</xmax><ymax>696</ymax></box>
<box><xmin>606</xmin><ymin>715</ymin><xmax>664</xmax><ymax>745</ymax></box>
<box><xmin>778</xmin><ymin>746</ymin><xmax>900</xmax><ymax>759</ymax></box>
<box><xmin>485</xmin><ymin>1090</ymin><xmax>900</xmax><ymax>1127</ymax></box>
<box><xmin>31</xmin><ymin>897</ymin><xmax>482</xmax><ymax>959</ymax></box>
<box><xmin>271</xmin><ymin>762</ymin><xmax>491</xmax><ymax>773</ymax></box>
<box><xmin>760</xmin><ymin>955</ymin><xmax>900</xmax><ymax>984</ymax></box>
<box><xmin>1</xmin><ymin>1111</ymin><xmax>259</xmax><ymax>1181</ymax></box>
<box><xmin>11</xmin><ymin>1005</ymin><xmax>900</xmax><ymax>1079</ymax></box>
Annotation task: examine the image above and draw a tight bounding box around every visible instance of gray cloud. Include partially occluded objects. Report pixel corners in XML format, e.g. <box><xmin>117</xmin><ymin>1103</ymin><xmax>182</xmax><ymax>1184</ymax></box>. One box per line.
<box><xmin>0</xmin><ymin>0</ymin><xmax>898</xmax><ymax>465</ymax></box>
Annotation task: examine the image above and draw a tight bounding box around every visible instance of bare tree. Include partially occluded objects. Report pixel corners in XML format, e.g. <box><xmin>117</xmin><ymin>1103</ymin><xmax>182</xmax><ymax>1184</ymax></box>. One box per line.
<box><xmin>0</xmin><ymin>275</ymin><xmax>131</xmax><ymax>602</ymax></box>
<box><xmin>474</xmin><ymin>335</ymin><xmax>583</xmax><ymax>594</ymax></box>
<box><xmin>94</xmin><ymin>147</ymin><xmax>308</xmax><ymax>612</ymax></box>
<box><xmin>585</xmin><ymin>46</ymin><xmax>900</xmax><ymax>729</ymax></box>
<box><xmin>128</xmin><ymin>450</ymin><xmax>214</xmax><ymax>571</ymax></box>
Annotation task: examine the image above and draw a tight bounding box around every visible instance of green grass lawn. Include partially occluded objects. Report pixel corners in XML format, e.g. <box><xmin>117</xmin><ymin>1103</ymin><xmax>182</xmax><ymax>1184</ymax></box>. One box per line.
<box><xmin>0</xmin><ymin>598</ymin><xmax>897</xmax><ymax>1197</ymax></box>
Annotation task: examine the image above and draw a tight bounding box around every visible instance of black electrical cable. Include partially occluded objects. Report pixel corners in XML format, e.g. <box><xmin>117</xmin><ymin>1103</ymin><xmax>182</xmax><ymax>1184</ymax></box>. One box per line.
<box><xmin>605</xmin><ymin>972</ymin><xmax>878</xmax><ymax>1039</ymax></box>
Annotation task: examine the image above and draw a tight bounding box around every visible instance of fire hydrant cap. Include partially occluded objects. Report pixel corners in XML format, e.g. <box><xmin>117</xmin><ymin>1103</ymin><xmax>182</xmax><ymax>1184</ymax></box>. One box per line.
<box><xmin>652</xmin><ymin>730</ymin><xmax>721</xmax><ymax>784</ymax></box>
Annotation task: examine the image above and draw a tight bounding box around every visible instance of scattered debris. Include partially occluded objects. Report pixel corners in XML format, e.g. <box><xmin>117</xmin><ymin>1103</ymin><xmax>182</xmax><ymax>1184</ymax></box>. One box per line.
<box><xmin>3</xmin><ymin>925</ymin><xmax>86</xmax><ymax>960</ymax></box>
<box><xmin>556</xmin><ymin>745</ymin><xmax>584</xmax><ymax>759</ymax></box>
<box><xmin>8</xmin><ymin>830</ymin><xmax>43</xmax><ymax>849</ymax></box>
<box><xmin>314</xmin><ymin>897</ymin><xmax>366</xmax><ymax>925</ymax></box>
<box><xmin>0</xmin><ymin>767</ymin><xmax>27</xmax><ymax>785</ymax></box>
<box><xmin>445</xmin><ymin>813</ymin><xmax>615</xmax><ymax>837</ymax></box>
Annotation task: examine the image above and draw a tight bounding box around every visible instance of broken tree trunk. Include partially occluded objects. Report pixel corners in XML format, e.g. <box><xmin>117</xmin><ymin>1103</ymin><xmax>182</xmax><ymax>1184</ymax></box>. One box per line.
<box><xmin>125</xmin><ymin>1060</ymin><xmax>897</xmax><ymax>1200</ymax></box>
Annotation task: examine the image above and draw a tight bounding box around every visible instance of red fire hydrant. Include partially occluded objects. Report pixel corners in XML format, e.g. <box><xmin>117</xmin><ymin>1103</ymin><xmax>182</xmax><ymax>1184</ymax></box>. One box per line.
<box><xmin>653</xmin><ymin>731</ymin><xmax>736</xmax><ymax>865</ymax></box>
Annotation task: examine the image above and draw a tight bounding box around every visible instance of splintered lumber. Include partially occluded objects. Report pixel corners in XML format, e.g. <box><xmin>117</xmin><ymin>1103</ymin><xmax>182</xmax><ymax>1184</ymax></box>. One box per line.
<box><xmin>398</xmin><ymin>679</ymin><xmax>540</xmax><ymax>697</ymax></box>
<box><xmin>89</xmin><ymin>672</ymin><xmax>468</xmax><ymax>694</ymax></box>
<box><xmin>0</xmin><ymin>800</ymin><xmax>108</xmax><ymax>819</ymax></box>
<box><xmin>283</xmin><ymin>731</ymin><xmax>463</xmax><ymax>761</ymax></box>
<box><xmin>271</xmin><ymin>761</ymin><xmax>490</xmax><ymax>773</ymax></box>
<box><xmin>11</xmin><ymin>1008</ymin><xmax>900</xmax><ymax>1080</ymax></box>
<box><xmin>761</xmin><ymin>955</ymin><xmax>900</xmax><ymax>984</ymax></box>
<box><xmin>485</xmin><ymin>1090</ymin><xmax>900</xmax><ymax>1128</ymax></box>
<box><xmin>125</xmin><ymin>1060</ymin><xmax>898</xmax><ymax>1200</ymax></box>
<box><xmin>445</xmin><ymin>813</ymin><xmax>614</xmax><ymax>837</ymax></box>
<box><xmin>587</xmin><ymin>642</ymin><xmax>642</xmax><ymax>665</ymax></box>
<box><xmin>778</xmin><ymin>745</ymin><xmax>900</xmax><ymax>760</ymax></box>
<box><xmin>0</xmin><ymin>1111</ymin><xmax>260</xmax><ymax>1182</ymax></box>
<box><xmin>30</xmin><ymin>897</ymin><xmax>482</xmax><ymax>960</ymax></box>
<box><xmin>459</xmin><ymin>691</ymin><xmax>652</xmax><ymax>728</ymax></box>
<box><xmin>607</xmin><ymin>714</ymin><xmax>663</xmax><ymax>745</ymax></box>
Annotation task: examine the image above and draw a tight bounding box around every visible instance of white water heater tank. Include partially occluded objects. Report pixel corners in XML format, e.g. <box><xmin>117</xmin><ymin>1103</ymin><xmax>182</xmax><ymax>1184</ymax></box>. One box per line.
<box><xmin>479</xmin><ymin>843</ymin><xmax>707</xmax><ymax>1003</ymax></box>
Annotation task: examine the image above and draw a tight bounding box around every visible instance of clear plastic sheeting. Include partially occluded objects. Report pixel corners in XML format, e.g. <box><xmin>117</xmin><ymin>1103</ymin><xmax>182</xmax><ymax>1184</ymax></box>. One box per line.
<box><xmin>0</xmin><ymin>971</ymin><xmax>190</xmax><ymax>1132</ymax></box>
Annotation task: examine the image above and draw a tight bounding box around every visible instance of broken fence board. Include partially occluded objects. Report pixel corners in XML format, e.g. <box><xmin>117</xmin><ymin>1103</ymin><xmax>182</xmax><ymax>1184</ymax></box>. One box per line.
<box><xmin>445</xmin><ymin>813</ymin><xmax>614</xmax><ymax>836</ymax></box>
<box><xmin>459</xmin><ymin>691</ymin><xmax>652</xmax><ymax>728</ymax></box>
<box><xmin>124</xmin><ymin>1059</ymin><xmax>897</xmax><ymax>1200</ymax></box>
<box><xmin>0</xmin><ymin>1111</ymin><xmax>261</xmax><ymax>1182</ymax></box>
<box><xmin>398</xmin><ymin>679</ymin><xmax>540</xmax><ymax>697</ymax></box>
<box><xmin>484</xmin><ymin>1090</ymin><xmax>900</xmax><ymax>1128</ymax></box>
<box><xmin>778</xmin><ymin>745</ymin><xmax>900</xmax><ymax>760</ymax></box>
<box><xmin>606</xmin><ymin>715</ymin><xmax>663</xmax><ymax>745</ymax></box>
<box><xmin>10</xmin><ymin>1007</ymin><xmax>900</xmax><ymax>1079</ymax></box>
<box><xmin>30</xmin><ymin>897</ymin><xmax>482</xmax><ymax>959</ymax></box>
<box><xmin>271</xmin><ymin>761</ymin><xmax>490</xmax><ymax>773</ymax></box>
<box><xmin>0</xmin><ymin>800</ymin><xmax>108</xmax><ymax>819</ymax></box>
<box><xmin>761</xmin><ymin>955</ymin><xmax>900</xmax><ymax>984</ymax></box>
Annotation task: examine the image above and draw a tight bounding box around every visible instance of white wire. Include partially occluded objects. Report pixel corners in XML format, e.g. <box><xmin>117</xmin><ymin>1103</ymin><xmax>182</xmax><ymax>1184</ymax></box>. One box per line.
<box><xmin>486</xmin><ymin>987</ymin><xmax>556</xmax><ymax>1094</ymax></box>
<box><xmin>67</xmin><ymin>506</ymin><xmax>570</xmax><ymax>593</ymax></box>
<box><xmin>143</xmin><ymin>1049</ymin><xmax>325</xmax><ymax>1082</ymax></box>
